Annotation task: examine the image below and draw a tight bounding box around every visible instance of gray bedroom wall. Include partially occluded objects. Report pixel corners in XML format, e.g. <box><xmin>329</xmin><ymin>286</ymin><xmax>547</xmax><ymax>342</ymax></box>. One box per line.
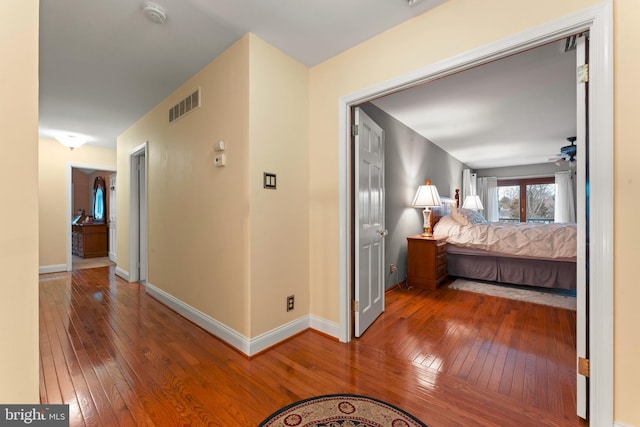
<box><xmin>360</xmin><ymin>102</ymin><xmax>466</xmax><ymax>289</ymax></box>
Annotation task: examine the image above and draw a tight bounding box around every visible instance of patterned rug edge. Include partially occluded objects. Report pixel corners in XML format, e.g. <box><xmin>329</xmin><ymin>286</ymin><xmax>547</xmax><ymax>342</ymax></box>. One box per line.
<box><xmin>258</xmin><ymin>393</ymin><xmax>427</xmax><ymax>427</ymax></box>
<box><xmin>448</xmin><ymin>278</ymin><xmax>576</xmax><ymax>310</ymax></box>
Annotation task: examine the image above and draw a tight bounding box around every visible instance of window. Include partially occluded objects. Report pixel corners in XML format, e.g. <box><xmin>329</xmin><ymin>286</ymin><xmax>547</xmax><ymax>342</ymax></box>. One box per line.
<box><xmin>498</xmin><ymin>177</ymin><xmax>555</xmax><ymax>223</ymax></box>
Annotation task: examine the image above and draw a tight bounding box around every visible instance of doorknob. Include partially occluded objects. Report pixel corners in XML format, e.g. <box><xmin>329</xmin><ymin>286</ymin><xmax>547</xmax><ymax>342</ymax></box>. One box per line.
<box><xmin>378</xmin><ymin>229</ymin><xmax>388</xmax><ymax>236</ymax></box>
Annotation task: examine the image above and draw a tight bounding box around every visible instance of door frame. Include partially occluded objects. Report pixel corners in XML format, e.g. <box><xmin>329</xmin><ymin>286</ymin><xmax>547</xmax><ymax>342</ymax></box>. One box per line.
<box><xmin>108</xmin><ymin>173</ymin><xmax>117</xmax><ymax>263</ymax></box>
<box><xmin>128</xmin><ymin>142</ymin><xmax>148</xmax><ymax>284</ymax></box>
<box><xmin>66</xmin><ymin>163</ymin><xmax>117</xmax><ymax>272</ymax></box>
<box><xmin>337</xmin><ymin>2</ymin><xmax>612</xmax><ymax>424</ymax></box>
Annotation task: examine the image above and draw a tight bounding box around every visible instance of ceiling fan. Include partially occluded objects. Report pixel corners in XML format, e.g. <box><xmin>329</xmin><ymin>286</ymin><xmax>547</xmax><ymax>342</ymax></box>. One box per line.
<box><xmin>549</xmin><ymin>136</ymin><xmax>577</xmax><ymax>165</ymax></box>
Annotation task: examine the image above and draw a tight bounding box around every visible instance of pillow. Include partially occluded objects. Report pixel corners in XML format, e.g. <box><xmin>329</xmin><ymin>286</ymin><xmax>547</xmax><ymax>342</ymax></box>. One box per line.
<box><xmin>450</xmin><ymin>205</ymin><xmax>468</xmax><ymax>225</ymax></box>
<box><xmin>433</xmin><ymin>215</ymin><xmax>462</xmax><ymax>237</ymax></box>
<box><xmin>465</xmin><ymin>209</ymin><xmax>488</xmax><ymax>224</ymax></box>
<box><xmin>451</xmin><ymin>206</ymin><xmax>487</xmax><ymax>226</ymax></box>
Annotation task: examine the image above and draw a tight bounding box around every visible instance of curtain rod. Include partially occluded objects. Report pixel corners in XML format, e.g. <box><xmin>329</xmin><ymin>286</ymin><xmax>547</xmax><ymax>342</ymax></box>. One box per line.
<box><xmin>480</xmin><ymin>173</ymin><xmax>556</xmax><ymax>180</ymax></box>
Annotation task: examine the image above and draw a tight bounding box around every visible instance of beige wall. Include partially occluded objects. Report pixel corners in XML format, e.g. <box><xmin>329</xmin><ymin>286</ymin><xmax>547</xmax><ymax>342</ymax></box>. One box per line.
<box><xmin>307</xmin><ymin>0</ymin><xmax>639</xmax><ymax>424</ymax></box>
<box><xmin>248</xmin><ymin>35</ymin><xmax>309</xmax><ymax>336</ymax></box>
<box><xmin>118</xmin><ymin>36</ymin><xmax>253</xmax><ymax>335</ymax></box>
<box><xmin>38</xmin><ymin>138</ymin><xmax>116</xmax><ymax>269</ymax></box>
<box><xmin>118</xmin><ymin>34</ymin><xmax>310</xmax><ymax>339</ymax></box>
<box><xmin>614</xmin><ymin>1</ymin><xmax>640</xmax><ymax>424</ymax></box>
<box><xmin>0</xmin><ymin>0</ymin><xmax>39</xmax><ymax>403</ymax></box>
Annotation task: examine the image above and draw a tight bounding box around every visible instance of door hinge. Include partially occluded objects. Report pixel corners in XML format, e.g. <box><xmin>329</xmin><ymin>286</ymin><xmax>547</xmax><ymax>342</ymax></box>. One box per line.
<box><xmin>578</xmin><ymin>356</ymin><xmax>590</xmax><ymax>378</ymax></box>
<box><xmin>352</xmin><ymin>300</ymin><xmax>359</xmax><ymax>312</ymax></box>
<box><xmin>577</xmin><ymin>64</ymin><xmax>589</xmax><ymax>83</ymax></box>
<box><xmin>351</xmin><ymin>124</ymin><xmax>358</xmax><ymax>136</ymax></box>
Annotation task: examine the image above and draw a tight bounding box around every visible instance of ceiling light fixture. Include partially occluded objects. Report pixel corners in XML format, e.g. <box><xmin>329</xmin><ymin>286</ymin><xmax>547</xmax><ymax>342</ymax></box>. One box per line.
<box><xmin>57</xmin><ymin>134</ymin><xmax>87</xmax><ymax>150</ymax></box>
<box><xmin>142</xmin><ymin>2</ymin><xmax>167</xmax><ymax>25</ymax></box>
<box><xmin>407</xmin><ymin>0</ymin><xmax>424</xmax><ymax>6</ymax></box>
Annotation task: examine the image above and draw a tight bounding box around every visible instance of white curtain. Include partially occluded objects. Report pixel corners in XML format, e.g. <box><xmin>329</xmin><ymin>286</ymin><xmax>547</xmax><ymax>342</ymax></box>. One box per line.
<box><xmin>477</xmin><ymin>177</ymin><xmax>499</xmax><ymax>222</ymax></box>
<box><xmin>462</xmin><ymin>169</ymin><xmax>477</xmax><ymax>202</ymax></box>
<box><xmin>555</xmin><ymin>171</ymin><xmax>576</xmax><ymax>223</ymax></box>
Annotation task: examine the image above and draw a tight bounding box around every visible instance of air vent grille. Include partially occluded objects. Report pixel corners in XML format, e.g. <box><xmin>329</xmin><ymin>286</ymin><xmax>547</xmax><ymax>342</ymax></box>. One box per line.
<box><xmin>169</xmin><ymin>88</ymin><xmax>200</xmax><ymax>123</ymax></box>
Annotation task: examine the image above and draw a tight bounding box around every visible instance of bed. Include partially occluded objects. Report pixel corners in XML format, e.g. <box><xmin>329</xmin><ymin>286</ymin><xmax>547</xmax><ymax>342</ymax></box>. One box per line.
<box><xmin>430</xmin><ymin>194</ymin><xmax>577</xmax><ymax>291</ymax></box>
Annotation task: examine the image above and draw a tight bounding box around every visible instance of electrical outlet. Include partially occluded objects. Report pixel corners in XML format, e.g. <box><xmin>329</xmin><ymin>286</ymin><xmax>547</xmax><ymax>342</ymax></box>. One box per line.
<box><xmin>390</xmin><ymin>264</ymin><xmax>397</xmax><ymax>273</ymax></box>
<box><xmin>287</xmin><ymin>295</ymin><xmax>294</xmax><ymax>311</ymax></box>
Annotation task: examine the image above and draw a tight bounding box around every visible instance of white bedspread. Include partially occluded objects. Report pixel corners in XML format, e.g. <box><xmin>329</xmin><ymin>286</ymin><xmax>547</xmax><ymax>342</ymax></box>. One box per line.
<box><xmin>433</xmin><ymin>216</ymin><xmax>577</xmax><ymax>259</ymax></box>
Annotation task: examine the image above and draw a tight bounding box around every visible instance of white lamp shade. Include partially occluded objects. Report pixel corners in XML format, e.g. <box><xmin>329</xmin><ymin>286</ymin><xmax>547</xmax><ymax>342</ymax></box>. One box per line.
<box><xmin>411</xmin><ymin>182</ymin><xmax>441</xmax><ymax>208</ymax></box>
<box><xmin>462</xmin><ymin>195</ymin><xmax>484</xmax><ymax>210</ymax></box>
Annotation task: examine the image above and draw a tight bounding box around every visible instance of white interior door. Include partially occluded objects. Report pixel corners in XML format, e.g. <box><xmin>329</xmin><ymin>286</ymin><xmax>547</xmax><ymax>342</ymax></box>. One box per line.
<box><xmin>354</xmin><ymin>107</ymin><xmax>385</xmax><ymax>337</ymax></box>
<box><xmin>575</xmin><ymin>33</ymin><xmax>589</xmax><ymax>419</ymax></box>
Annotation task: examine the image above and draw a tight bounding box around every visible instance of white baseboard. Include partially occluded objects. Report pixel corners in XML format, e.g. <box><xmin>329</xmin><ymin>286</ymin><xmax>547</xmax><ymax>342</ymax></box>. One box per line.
<box><xmin>310</xmin><ymin>314</ymin><xmax>340</xmax><ymax>339</ymax></box>
<box><xmin>250</xmin><ymin>316</ymin><xmax>311</xmax><ymax>356</ymax></box>
<box><xmin>39</xmin><ymin>264</ymin><xmax>67</xmax><ymax>274</ymax></box>
<box><xmin>614</xmin><ymin>422</ymin><xmax>633</xmax><ymax>427</ymax></box>
<box><xmin>144</xmin><ymin>282</ymin><xmax>340</xmax><ymax>356</ymax></box>
<box><xmin>145</xmin><ymin>282</ymin><xmax>251</xmax><ymax>353</ymax></box>
<box><xmin>115</xmin><ymin>266</ymin><xmax>129</xmax><ymax>281</ymax></box>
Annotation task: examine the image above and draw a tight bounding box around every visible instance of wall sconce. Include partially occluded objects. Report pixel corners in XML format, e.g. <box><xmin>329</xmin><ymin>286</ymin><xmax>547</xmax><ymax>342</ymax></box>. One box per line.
<box><xmin>411</xmin><ymin>180</ymin><xmax>441</xmax><ymax>237</ymax></box>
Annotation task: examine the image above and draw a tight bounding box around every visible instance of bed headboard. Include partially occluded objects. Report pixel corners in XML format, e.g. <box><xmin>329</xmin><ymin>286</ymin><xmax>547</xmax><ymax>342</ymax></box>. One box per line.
<box><xmin>429</xmin><ymin>189</ymin><xmax>460</xmax><ymax>231</ymax></box>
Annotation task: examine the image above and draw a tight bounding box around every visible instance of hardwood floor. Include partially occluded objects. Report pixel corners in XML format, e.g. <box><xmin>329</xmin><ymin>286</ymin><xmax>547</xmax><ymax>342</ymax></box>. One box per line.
<box><xmin>39</xmin><ymin>267</ymin><xmax>586</xmax><ymax>427</ymax></box>
<box><xmin>72</xmin><ymin>256</ymin><xmax>115</xmax><ymax>270</ymax></box>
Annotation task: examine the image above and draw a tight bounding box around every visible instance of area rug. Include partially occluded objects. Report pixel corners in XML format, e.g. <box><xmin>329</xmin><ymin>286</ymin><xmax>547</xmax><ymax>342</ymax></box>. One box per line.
<box><xmin>448</xmin><ymin>279</ymin><xmax>576</xmax><ymax>310</ymax></box>
<box><xmin>258</xmin><ymin>394</ymin><xmax>427</xmax><ymax>427</ymax></box>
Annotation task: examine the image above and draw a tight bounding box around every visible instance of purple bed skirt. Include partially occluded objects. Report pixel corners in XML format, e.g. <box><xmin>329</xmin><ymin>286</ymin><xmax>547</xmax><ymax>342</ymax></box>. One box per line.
<box><xmin>446</xmin><ymin>245</ymin><xmax>576</xmax><ymax>291</ymax></box>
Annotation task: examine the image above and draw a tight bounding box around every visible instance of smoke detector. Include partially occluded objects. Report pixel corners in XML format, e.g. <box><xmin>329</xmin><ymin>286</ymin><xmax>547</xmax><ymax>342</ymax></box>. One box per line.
<box><xmin>142</xmin><ymin>2</ymin><xmax>167</xmax><ymax>25</ymax></box>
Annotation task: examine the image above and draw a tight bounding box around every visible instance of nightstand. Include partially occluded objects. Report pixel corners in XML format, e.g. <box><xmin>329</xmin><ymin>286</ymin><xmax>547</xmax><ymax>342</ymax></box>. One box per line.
<box><xmin>406</xmin><ymin>235</ymin><xmax>447</xmax><ymax>290</ymax></box>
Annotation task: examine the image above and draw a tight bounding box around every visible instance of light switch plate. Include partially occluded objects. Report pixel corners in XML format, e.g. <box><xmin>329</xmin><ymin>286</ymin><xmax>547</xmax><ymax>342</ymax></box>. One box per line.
<box><xmin>264</xmin><ymin>172</ymin><xmax>276</xmax><ymax>189</ymax></box>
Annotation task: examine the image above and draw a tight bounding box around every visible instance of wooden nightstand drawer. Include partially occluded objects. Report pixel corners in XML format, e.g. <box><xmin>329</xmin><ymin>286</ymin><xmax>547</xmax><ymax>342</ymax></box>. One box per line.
<box><xmin>406</xmin><ymin>235</ymin><xmax>448</xmax><ymax>290</ymax></box>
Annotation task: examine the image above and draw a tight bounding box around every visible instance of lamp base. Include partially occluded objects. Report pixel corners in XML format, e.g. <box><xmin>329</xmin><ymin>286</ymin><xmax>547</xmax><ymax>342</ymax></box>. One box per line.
<box><xmin>421</xmin><ymin>208</ymin><xmax>433</xmax><ymax>238</ymax></box>
<box><xmin>421</xmin><ymin>226</ymin><xmax>434</xmax><ymax>238</ymax></box>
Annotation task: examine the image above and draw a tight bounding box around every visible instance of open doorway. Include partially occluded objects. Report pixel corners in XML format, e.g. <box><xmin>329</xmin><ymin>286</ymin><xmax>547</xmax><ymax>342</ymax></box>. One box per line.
<box><xmin>339</xmin><ymin>5</ymin><xmax>612</xmax><ymax>424</ymax></box>
<box><xmin>128</xmin><ymin>142</ymin><xmax>148</xmax><ymax>284</ymax></box>
<box><xmin>68</xmin><ymin>165</ymin><xmax>116</xmax><ymax>271</ymax></box>
<box><xmin>350</xmin><ymin>34</ymin><xmax>584</xmax><ymax>421</ymax></box>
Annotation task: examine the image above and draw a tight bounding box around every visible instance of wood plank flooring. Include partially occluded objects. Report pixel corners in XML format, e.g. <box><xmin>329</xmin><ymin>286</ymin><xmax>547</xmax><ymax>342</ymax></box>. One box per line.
<box><xmin>39</xmin><ymin>267</ymin><xmax>586</xmax><ymax>426</ymax></box>
<box><xmin>72</xmin><ymin>256</ymin><xmax>114</xmax><ymax>270</ymax></box>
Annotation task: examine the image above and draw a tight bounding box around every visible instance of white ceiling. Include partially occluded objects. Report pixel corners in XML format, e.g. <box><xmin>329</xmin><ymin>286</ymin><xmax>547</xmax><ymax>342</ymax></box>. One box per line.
<box><xmin>372</xmin><ymin>40</ymin><xmax>577</xmax><ymax>169</ymax></box>
<box><xmin>39</xmin><ymin>1</ymin><xmax>577</xmax><ymax>169</ymax></box>
<box><xmin>38</xmin><ymin>0</ymin><xmax>445</xmax><ymax>148</ymax></box>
